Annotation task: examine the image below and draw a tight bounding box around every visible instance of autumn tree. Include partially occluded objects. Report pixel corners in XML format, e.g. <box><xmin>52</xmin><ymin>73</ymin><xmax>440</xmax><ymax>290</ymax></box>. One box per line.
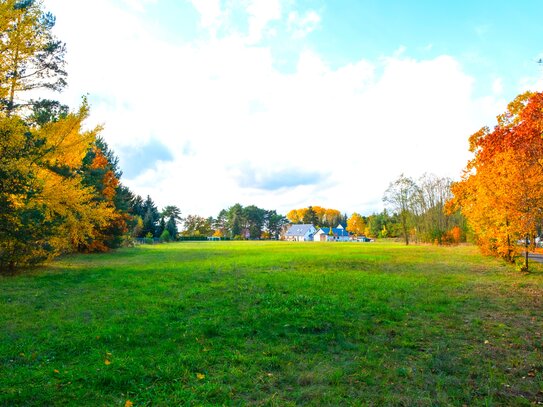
<box><xmin>0</xmin><ymin>0</ymin><xmax>142</xmax><ymax>271</ymax></box>
<box><xmin>286</xmin><ymin>208</ymin><xmax>307</xmax><ymax>224</ymax></box>
<box><xmin>79</xmin><ymin>137</ymin><xmax>129</xmax><ymax>251</ymax></box>
<box><xmin>449</xmin><ymin>92</ymin><xmax>543</xmax><ymax>269</ymax></box>
<box><xmin>411</xmin><ymin>174</ymin><xmax>466</xmax><ymax>244</ymax></box>
<box><xmin>312</xmin><ymin>206</ymin><xmax>326</xmax><ymax>226</ymax></box>
<box><xmin>182</xmin><ymin>215</ymin><xmax>213</xmax><ymax>237</ymax></box>
<box><xmin>347</xmin><ymin>213</ymin><xmax>366</xmax><ymax>237</ymax></box>
<box><xmin>0</xmin><ymin>0</ymin><xmax>67</xmax><ymax>114</ymax></box>
<box><xmin>33</xmin><ymin>103</ymin><xmax>118</xmax><ymax>253</ymax></box>
<box><xmin>324</xmin><ymin>208</ymin><xmax>341</xmax><ymax>227</ymax></box>
<box><xmin>0</xmin><ymin>102</ymin><xmax>119</xmax><ymax>270</ymax></box>
<box><xmin>286</xmin><ymin>206</ymin><xmax>342</xmax><ymax>227</ymax></box>
<box><xmin>0</xmin><ymin>114</ymin><xmax>54</xmax><ymax>269</ymax></box>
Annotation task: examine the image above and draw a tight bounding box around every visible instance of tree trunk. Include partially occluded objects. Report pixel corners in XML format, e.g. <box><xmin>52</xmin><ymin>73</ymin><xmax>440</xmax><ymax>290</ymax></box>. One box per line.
<box><xmin>525</xmin><ymin>235</ymin><xmax>529</xmax><ymax>272</ymax></box>
<box><xmin>402</xmin><ymin>215</ymin><xmax>409</xmax><ymax>245</ymax></box>
<box><xmin>7</xmin><ymin>15</ymin><xmax>22</xmax><ymax>116</ymax></box>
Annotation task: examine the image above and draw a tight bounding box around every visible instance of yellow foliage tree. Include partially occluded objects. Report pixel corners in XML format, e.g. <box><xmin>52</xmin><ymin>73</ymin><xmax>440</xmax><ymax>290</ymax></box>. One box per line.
<box><xmin>312</xmin><ymin>206</ymin><xmax>326</xmax><ymax>225</ymax></box>
<box><xmin>286</xmin><ymin>209</ymin><xmax>301</xmax><ymax>224</ymax></box>
<box><xmin>449</xmin><ymin>92</ymin><xmax>543</xmax><ymax>268</ymax></box>
<box><xmin>324</xmin><ymin>209</ymin><xmax>341</xmax><ymax>227</ymax></box>
<box><xmin>347</xmin><ymin>213</ymin><xmax>366</xmax><ymax>237</ymax></box>
<box><xmin>0</xmin><ymin>0</ymin><xmax>66</xmax><ymax>113</ymax></box>
<box><xmin>0</xmin><ymin>102</ymin><xmax>118</xmax><ymax>270</ymax></box>
<box><xmin>34</xmin><ymin>104</ymin><xmax>117</xmax><ymax>253</ymax></box>
<box><xmin>287</xmin><ymin>206</ymin><xmax>342</xmax><ymax>227</ymax></box>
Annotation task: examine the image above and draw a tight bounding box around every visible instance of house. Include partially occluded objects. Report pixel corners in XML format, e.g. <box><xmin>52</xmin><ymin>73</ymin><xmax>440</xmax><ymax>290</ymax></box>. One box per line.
<box><xmin>313</xmin><ymin>224</ymin><xmax>350</xmax><ymax>242</ymax></box>
<box><xmin>284</xmin><ymin>224</ymin><xmax>317</xmax><ymax>241</ymax></box>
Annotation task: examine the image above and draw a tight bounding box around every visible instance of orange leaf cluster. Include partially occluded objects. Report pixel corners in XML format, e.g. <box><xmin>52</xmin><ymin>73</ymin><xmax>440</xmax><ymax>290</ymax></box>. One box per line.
<box><xmin>450</xmin><ymin>92</ymin><xmax>543</xmax><ymax>261</ymax></box>
<box><xmin>286</xmin><ymin>206</ymin><xmax>341</xmax><ymax>226</ymax></box>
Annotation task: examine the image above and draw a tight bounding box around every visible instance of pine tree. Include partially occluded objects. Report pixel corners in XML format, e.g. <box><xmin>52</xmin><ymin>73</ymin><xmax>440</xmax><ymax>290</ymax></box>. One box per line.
<box><xmin>166</xmin><ymin>216</ymin><xmax>178</xmax><ymax>240</ymax></box>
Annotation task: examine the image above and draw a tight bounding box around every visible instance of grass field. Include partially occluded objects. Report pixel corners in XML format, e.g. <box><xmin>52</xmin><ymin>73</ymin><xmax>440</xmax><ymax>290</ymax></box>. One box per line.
<box><xmin>1</xmin><ymin>241</ymin><xmax>543</xmax><ymax>406</ymax></box>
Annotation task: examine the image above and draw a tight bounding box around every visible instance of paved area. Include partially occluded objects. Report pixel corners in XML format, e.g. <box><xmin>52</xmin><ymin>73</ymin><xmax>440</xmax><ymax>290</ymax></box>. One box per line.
<box><xmin>527</xmin><ymin>252</ymin><xmax>543</xmax><ymax>264</ymax></box>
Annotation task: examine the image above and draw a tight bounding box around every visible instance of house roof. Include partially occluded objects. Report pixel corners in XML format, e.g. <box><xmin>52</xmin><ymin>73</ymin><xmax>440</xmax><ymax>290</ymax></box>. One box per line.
<box><xmin>317</xmin><ymin>227</ymin><xmax>350</xmax><ymax>237</ymax></box>
<box><xmin>285</xmin><ymin>224</ymin><xmax>315</xmax><ymax>237</ymax></box>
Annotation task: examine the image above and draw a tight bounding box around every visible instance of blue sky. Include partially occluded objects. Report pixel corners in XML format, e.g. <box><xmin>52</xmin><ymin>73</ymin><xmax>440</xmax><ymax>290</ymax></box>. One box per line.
<box><xmin>45</xmin><ymin>0</ymin><xmax>543</xmax><ymax>217</ymax></box>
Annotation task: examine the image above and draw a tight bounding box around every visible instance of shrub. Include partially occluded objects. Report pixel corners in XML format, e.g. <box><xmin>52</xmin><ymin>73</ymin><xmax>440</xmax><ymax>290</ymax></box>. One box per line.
<box><xmin>160</xmin><ymin>230</ymin><xmax>171</xmax><ymax>243</ymax></box>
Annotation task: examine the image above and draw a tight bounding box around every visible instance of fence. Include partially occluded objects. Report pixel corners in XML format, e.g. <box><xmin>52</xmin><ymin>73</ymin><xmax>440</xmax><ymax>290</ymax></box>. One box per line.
<box><xmin>134</xmin><ymin>236</ymin><xmax>232</xmax><ymax>245</ymax></box>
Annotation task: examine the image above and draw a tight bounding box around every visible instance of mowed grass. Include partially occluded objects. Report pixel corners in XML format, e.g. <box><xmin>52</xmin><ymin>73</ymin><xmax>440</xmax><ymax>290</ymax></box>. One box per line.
<box><xmin>1</xmin><ymin>242</ymin><xmax>543</xmax><ymax>406</ymax></box>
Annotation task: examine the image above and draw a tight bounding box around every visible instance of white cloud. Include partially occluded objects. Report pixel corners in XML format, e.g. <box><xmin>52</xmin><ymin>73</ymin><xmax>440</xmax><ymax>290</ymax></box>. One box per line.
<box><xmin>492</xmin><ymin>77</ymin><xmax>503</xmax><ymax>95</ymax></box>
<box><xmin>43</xmin><ymin>0</ymin><xmax>513</xmax><ymax>217</ymax></box>
<box><xmin>288</xmin><ymin>10</ymin><xmax>321</xmax><ymax>39</ymax></box>
<box><xmin>245</xmin><ymin>0</ymin><xmax>282</xmax><ymax>44</ymax></box>
<box><xmin>121</xmin><ymin>0</ymin><xmax>157</xmax><ymax>12</ymax></box>
<box><xmin>189</xmin><ymin>0</ymin><xmax>223</xmax><ymax>31</ymax></box>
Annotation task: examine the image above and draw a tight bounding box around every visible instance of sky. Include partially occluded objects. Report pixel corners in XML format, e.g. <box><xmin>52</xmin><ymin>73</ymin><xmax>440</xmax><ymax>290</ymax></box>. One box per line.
<box><xmin>43</xmin><ymin>0</ymin><xmax>543</xmax><ymax>217</ymax></box>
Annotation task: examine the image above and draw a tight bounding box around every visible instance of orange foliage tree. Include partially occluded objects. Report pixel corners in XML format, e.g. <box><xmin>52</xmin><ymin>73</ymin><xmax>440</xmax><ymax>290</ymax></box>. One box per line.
<box><xmin>449</xmin><ymin>92</ymin><xmax>543</xmax><ymax>266</ymax></box>
<box><xmin>79</xmin><ymin>141</ymin><xmax>128</xmax><ymax>252</ymax></box>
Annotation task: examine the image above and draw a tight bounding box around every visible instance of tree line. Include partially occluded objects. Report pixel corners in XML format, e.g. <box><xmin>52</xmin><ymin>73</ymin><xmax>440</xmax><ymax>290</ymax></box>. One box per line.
<box><xmin>382</xmin><ymin>173</ymin><xmax>466</xmax><ymax>245</ymax></box>
<box><xmin>0</xmin><ymin>1</ymin><xmax>185</xmax><ymax>270</ymax></box>
<box><xmin>6</xmin><ymin>0</ymin><xmax>517</xmax><ymax>273</ymax></box>
<box><xmin>286</xmin><ymin>206</ymin><xmax>347</xmax><ymax>228</ymax></box>
<box><xmin>212</xmin><ymin>204</ymin><xmax>288</xmax><ymax>240</ymax></box>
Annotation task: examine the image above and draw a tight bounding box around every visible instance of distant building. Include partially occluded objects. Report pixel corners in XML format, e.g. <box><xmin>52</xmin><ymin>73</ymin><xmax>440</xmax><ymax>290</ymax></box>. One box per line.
<box><xmin>284</xmin><ymin>224</ymin><xmax>317</xmax><ymax>241</ymax></box>
<box><xmin>313</xmin><ymin>224</ymin><xmax>350</xmax><ymax>242</ymax></box>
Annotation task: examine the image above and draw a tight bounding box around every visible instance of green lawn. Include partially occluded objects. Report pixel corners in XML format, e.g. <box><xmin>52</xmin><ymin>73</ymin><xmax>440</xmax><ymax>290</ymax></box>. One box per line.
<box><xmin>1</xmin><ymin>241</ymin><xmax>543</xmax><ymax>406</ymax></box>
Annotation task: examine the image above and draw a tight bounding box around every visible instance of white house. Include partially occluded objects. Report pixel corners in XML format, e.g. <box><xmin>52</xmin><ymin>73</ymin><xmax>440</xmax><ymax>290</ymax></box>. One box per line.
<box><xmin>313</xmin><ymin>224</ymin><xmax>350</xmax><ymax>242</ymax></box>
<box><xmin>284</xmin><ymin>224</ymin><xmax>317</xmax><ymax>241</ymax></box>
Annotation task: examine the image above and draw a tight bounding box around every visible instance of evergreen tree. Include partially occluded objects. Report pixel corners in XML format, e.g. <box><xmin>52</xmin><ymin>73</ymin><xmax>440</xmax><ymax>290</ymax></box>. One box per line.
<box><xmin>161</xmin><ymin>205</ymin><xmax>182</xmax><ymax>223</ymax></box>
<box><xmin>213</xmin><ymin>209</ymin><xmax>228</xmax><ymax>237</ymax></box>
<box><xmin>130</xmin><ymin>194</ymin><xmax>145</xmax><ymax>218</ymax></box>
<box><xmin>0</xmin><ymin>114</ymin><xmax>55</xmax><ymax>270</ymax></box>
<box><xmin>139</xmin><ymin>195</ymin><xmax>160</xmax><ymax>237</ymax></box>
<box><xmin>142</xmin><ymin>209</ymin><xmax>156</xmax><ymax>238</ymax></box>
<box><xmin>302</xmin><ymin>206</ymin><xmax>318</xmax><ymax>225</ymax></box>
<box><xmin>228</xmin><ymin>203</ymin><xmax>243</xmax><ymax>237</ymax></box>
<box><xmin>161</xmin><ymin>205</ymin><xmax>181</xmax><ymax>240</ymax></box>
<box><xmin>29</xmin><ymin>99</ymin><xmax>68</xmax><ymax>126</ymax></box>
<box><xmin>166</xmin><ymin>216</ymin><xmax>178</xmax><ymax>240</ymax></box>
<box><xmin>265</xmin><ymin>210</ymin><xmax>288</xmax><ymax>239</ymax></box>
<box><xmin>243</xmin><ymin>205</ymin><xmax>266</xmax><ymax>239</ymax></box>
<box><xmin>142</xmin><ymin>195</ymin><xmax>159</xmax><ymax>220</ymax></box>
<box><xmin>156</xmin><ymin>217</ymin><xmax>166</xmax><ymax>237</ymax></box>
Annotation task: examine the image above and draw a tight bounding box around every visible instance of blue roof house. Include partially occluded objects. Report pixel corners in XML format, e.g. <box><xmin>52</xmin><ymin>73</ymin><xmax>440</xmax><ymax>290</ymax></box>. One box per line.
<box><xmin>313</xmin><ymin>224</ymin><xmax>350</xmax><ymax>242</ymax></box>
<box><xmin>284</xmin><ymin>224</ymin><xmax>317</xmax><ymax>241</ymax></box>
